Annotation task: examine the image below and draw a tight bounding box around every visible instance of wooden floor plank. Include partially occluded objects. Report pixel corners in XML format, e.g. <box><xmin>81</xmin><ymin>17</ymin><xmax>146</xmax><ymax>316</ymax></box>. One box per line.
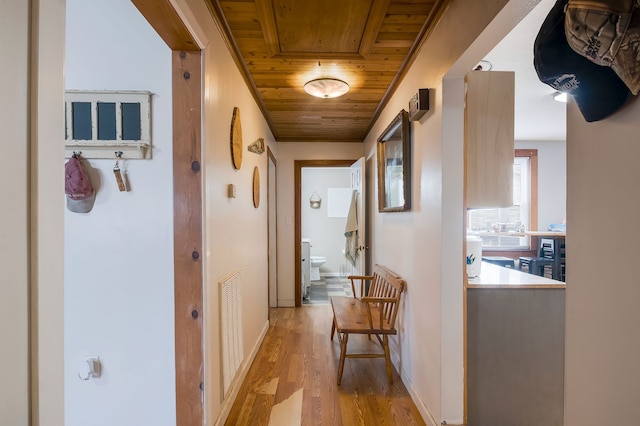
<box><xmin>268</xmin><ymin>388</ymin><xmax>303</xmax><ymax>426</ymax></box>
<box><xmin>224</xmin><ymin>306</ymin><xmax>425</xmax><ymax>426</ymax></box>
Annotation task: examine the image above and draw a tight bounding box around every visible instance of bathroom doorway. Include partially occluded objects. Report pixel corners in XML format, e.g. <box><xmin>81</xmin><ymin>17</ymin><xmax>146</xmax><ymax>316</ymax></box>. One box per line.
<box><xmin>294</xmin><ymin>159</ymin><xmax>366</xmax><ymax>306</ymax></box>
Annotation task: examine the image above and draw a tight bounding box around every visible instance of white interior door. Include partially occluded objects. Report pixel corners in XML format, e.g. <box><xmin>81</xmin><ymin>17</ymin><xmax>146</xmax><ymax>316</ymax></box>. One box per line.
<box><xmin>350</xmin><ymin>157</ymin><xmax>366</xmax><ymax>276</ymax></box>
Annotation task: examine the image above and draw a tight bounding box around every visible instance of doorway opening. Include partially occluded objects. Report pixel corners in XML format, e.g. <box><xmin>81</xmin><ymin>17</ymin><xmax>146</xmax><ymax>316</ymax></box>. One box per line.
<box><xmin>300</xmin><ymin>165</ymin><xmax>355</xmax><ymax>305</ymax></box>
<box><xmin>294</xmin><ymin>159</ymin><xmax>363</xmax><ymax>307</ymax></box>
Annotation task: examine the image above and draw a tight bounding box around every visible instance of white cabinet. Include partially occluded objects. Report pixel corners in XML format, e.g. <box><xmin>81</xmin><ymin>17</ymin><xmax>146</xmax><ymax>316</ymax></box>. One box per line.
<box><xmin>465</xmin><ymin>71</ymin><xmax>514</xmax><ymax>209</ymax></box>
<box><xmin>301</xmin><ymin>240</ymin><xmax>310</xmax><ymax>299</ymax></box>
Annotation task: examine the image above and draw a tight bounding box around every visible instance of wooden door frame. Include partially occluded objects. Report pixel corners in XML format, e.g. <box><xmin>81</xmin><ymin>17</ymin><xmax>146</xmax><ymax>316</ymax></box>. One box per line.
<box><xmin>294</xmin><ymin>160</ymin><xmax>356</xmax><ymax>307</ymax></box>
<box><xmin>130</xmin><ymin>1</ymin><xmax>203</xmax><ymax>425</ymax></box>
<box><xmin>172</xmin><ymin>50</ymin><xmax>204</xmax><ymax>426</ymax></box>
<box><xmin>267</xmin><ymin>147</ymin><xmax>278</xmax><ymax>315</ymax></box>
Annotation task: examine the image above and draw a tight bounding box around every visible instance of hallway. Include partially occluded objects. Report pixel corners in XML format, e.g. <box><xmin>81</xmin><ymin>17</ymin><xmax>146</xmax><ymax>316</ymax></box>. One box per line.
<box><xmin>225</xmin><ymin>306</ymin><xmax>425</xmax><ymax>425</ymax></box>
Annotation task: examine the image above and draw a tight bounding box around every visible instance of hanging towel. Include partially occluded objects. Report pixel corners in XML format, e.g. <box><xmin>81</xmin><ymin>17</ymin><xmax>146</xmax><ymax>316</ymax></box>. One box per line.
<box><xmin>344</xmin><ymin>190</ymin><xmax>358</xmax><ymax>266</ymax></box>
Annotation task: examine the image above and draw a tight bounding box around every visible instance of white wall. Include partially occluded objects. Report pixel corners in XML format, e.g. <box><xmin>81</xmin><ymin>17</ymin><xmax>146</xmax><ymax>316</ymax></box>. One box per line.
<box><xmin>516</xmin><ymin>140</ymin><xmax>567</xmax><ymax>230</ymax></box>
<box><xmin>362</xmin><ymin>0</ymin><xmax>538</xmax><ymax>423</ymax></box>
<box><xmin>564</xmin><ymin>91</ymin><xmax>640</xmax><ymax>423</ymax></box>
<box><xmin>441</xmin><ymin>76</ymin><xmax>466</xmax><ymax>423</ymax></box>
<box><xmin>302</xmin><ymin>167</ymin><xmax>351</xmax><ymax>276</ymax></box>
<box><xmin>2</xmin><ymin>1</ymin><xmax>65</xmax><ymax>425</ymax></box>
<box><xmin>273</xmin><ymin>143</ymin><xmax>363</xmax><ymax>306</ymax></box>
<box><xmin>33</xmin><ymin>2</ymin><xmax>67</xmax><ymax>423</ymax></box>
<box><xmin>65</xmin><ymin>1</ymin><xmax>176</xmax><ymax>425</ymax></box>
<box><xmin>201</xmin><ymin>21</ymin><xmax>273</xmax><ymax>425</ymax></box>
<box><xmin>1</xmin><ymin>2</ymin><xmax>30</xmax><ymax>424</ymax></box>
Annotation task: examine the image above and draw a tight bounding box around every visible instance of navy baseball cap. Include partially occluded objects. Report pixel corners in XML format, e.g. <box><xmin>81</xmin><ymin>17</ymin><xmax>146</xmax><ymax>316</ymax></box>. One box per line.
<box><xmin>534</xmin><ymin>0</ymin><xmax>632</xmax><ymax>122</ymax></box>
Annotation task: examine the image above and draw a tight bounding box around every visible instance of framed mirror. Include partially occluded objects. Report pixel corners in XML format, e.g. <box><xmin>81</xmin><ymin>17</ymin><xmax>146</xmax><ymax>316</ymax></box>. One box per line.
<box><xmin>377</xmin><ymin>109</ymin><xmax>411</xmax><ymax>212</ymax></box>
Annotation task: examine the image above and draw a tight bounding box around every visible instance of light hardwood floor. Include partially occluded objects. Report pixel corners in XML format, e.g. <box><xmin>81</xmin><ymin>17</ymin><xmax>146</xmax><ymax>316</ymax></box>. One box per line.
<box><xmin>225</xmin><ymin>306</ymin><xmax>425</xmax><ymax>425</ymax></box>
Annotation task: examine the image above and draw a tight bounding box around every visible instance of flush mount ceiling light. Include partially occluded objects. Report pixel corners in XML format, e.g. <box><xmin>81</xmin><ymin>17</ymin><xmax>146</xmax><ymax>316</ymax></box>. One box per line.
<box><xmin>553</xmin><ymin>91</ymin><xmax>568</xmax><ymax>103</ymax></box>
<box><xmin>303</xmin><ymin>78</ymin><xmax>350</xmax><ymax>99</ymax></box>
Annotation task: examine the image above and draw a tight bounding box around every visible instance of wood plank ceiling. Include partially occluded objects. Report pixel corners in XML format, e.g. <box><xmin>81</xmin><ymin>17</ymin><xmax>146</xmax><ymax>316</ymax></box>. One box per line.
<box><xmin>207</xmin><ymin>0</ymin><xmax>451</xmax><ymax>142</ymax></box>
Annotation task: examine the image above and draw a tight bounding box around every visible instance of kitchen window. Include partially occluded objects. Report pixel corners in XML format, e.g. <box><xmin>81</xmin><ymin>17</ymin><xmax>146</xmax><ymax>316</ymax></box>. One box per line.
<box><xmin>467</xmin><ymin>149</ymin><xmax>538</xmax><ymax>250</ymax></box>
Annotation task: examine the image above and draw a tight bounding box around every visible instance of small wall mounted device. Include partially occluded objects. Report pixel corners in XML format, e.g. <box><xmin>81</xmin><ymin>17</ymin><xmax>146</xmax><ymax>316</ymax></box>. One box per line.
<box><xmin>227</xmin><ymin>184</ymin><xmax>236</xmax><ymax>198</ymax></box>
<box><xmin>408</xmin><ymin>88</ymin><xmax>430</xmax><ymax>121</ymax></box>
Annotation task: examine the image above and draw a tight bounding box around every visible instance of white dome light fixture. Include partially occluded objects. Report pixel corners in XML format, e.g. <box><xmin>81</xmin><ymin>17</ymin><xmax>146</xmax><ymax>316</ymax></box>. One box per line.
<box><xmin>303</xmin><ymin>78</ymin><xmax>349</xmax><ymax>99</ymax></box>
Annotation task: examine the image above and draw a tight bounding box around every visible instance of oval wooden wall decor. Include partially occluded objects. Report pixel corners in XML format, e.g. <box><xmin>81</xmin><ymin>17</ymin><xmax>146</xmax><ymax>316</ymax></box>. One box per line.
<box><xmin>252</xmin><ymin>166</ymin><xmax>260</xmax><ymax>208</ymax></box>
<box><xmin>230</xmin><ymin>107</ymin><xmax>243</xmax><ymax>169</ymax></box>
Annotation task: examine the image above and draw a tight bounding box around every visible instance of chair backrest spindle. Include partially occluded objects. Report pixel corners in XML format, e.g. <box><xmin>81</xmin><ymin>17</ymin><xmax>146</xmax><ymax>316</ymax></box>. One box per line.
<box><xmin>346</xmin><ymin>264</ymin><xmax>405</xmax><ymax>331</ymax></box>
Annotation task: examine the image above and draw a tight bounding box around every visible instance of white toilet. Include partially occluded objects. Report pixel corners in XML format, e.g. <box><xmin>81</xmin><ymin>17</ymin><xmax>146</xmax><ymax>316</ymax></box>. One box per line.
<box><xmin>310</xmin><ymin>256</ymin><xmax>327</xmax><ymax>281</ymax></box>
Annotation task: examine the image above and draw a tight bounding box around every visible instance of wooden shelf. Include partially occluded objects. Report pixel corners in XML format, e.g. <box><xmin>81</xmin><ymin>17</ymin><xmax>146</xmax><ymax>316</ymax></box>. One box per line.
<box><xmin>65</xmin><ymin>142</ymin><xmax>150</xmax><ymax>159</ymax></box>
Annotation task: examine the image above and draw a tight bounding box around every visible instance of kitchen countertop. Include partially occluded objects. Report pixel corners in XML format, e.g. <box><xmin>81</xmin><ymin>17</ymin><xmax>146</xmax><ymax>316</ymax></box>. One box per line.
<box><xmin>467</xmin><ymin>261</ymin><xmax>565</xmax><ymax>289</ymax></box>
<box><xmin>475</xmin><ymin>231</ymin><xmax>566</xmax><ymax>238</ymax></box>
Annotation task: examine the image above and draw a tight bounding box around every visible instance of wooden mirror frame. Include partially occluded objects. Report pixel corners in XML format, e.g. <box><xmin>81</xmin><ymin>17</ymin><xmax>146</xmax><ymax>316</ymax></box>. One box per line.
<box><xmin>377</xmin><ymin>109</ymin><xmax>411</xmax><ymax>212</ymax></box>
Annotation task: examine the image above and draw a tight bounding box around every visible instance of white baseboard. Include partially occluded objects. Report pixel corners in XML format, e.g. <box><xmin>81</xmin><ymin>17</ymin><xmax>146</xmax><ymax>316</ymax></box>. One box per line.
<box><xmin>215</xmin><ymin>320</ymin><xmax>270</xmax><ymax>426</ymax></box>
<box><xmin>391</xmin><ymin>352</ymin><xmax>439</xmax><ymax>426</ymax></box>
<box><xmin>277</xmin><ymin>298</ymin><xmax>295</xmax><ymax>307</ymax></box>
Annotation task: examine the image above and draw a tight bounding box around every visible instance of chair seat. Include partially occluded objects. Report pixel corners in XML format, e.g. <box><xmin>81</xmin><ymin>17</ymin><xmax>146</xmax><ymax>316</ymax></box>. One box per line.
<box><xmin>331</xmin><ymin>296</ymin><xmax>396</xmax><ymax>335</ymax></box>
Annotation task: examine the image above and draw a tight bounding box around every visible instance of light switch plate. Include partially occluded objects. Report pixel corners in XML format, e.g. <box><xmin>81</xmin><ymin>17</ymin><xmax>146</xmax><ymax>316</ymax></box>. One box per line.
<box><xmin>227</xmin><ymin>184</ymin><xmax>236</xmax><ymax>198</ymax></box>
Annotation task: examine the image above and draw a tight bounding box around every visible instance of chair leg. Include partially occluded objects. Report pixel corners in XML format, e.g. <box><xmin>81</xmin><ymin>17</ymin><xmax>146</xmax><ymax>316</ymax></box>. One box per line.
<box><xmin>331</xmin><ymin>317</ymin><xmax>336</xmax><ymax>340</ymax></box>
<box><xmin>382</xmin><ymin>335</ymin><xmax>393</xmax><ymax>385</ymax></box>
<box><xmin>337</xmin><ymin>333</ymin><xmax>349</xmax><ymax>385</ymax></box>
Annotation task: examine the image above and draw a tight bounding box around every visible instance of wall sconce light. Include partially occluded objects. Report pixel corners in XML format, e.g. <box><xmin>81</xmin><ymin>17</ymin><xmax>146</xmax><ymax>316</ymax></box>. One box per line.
<box><xmin>304</xmin><ymin>78</ymin><xmax>349</xmax><ymax>99</ymax></box>
<box><xmin>247</xmin><ymin>138</ymin><xmax>265</xmax><ymax>154</ymax></box>
<box><xmin>553</xmin><ymin>91</ymin><xmax>568</xmax><ymax>103</ymax></box>
<box><xmin>309</xmin><ymin>191</ymin><xmax>321</xmax><ymax>209</ymax></box>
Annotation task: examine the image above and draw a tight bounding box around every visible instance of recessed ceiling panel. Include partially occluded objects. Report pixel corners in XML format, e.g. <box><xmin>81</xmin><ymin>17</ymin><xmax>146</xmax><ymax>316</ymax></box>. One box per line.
<box><xmin>273</xmin><ymin>0</ymin><xmax>371</xmax><ymax>54</ymax></box>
